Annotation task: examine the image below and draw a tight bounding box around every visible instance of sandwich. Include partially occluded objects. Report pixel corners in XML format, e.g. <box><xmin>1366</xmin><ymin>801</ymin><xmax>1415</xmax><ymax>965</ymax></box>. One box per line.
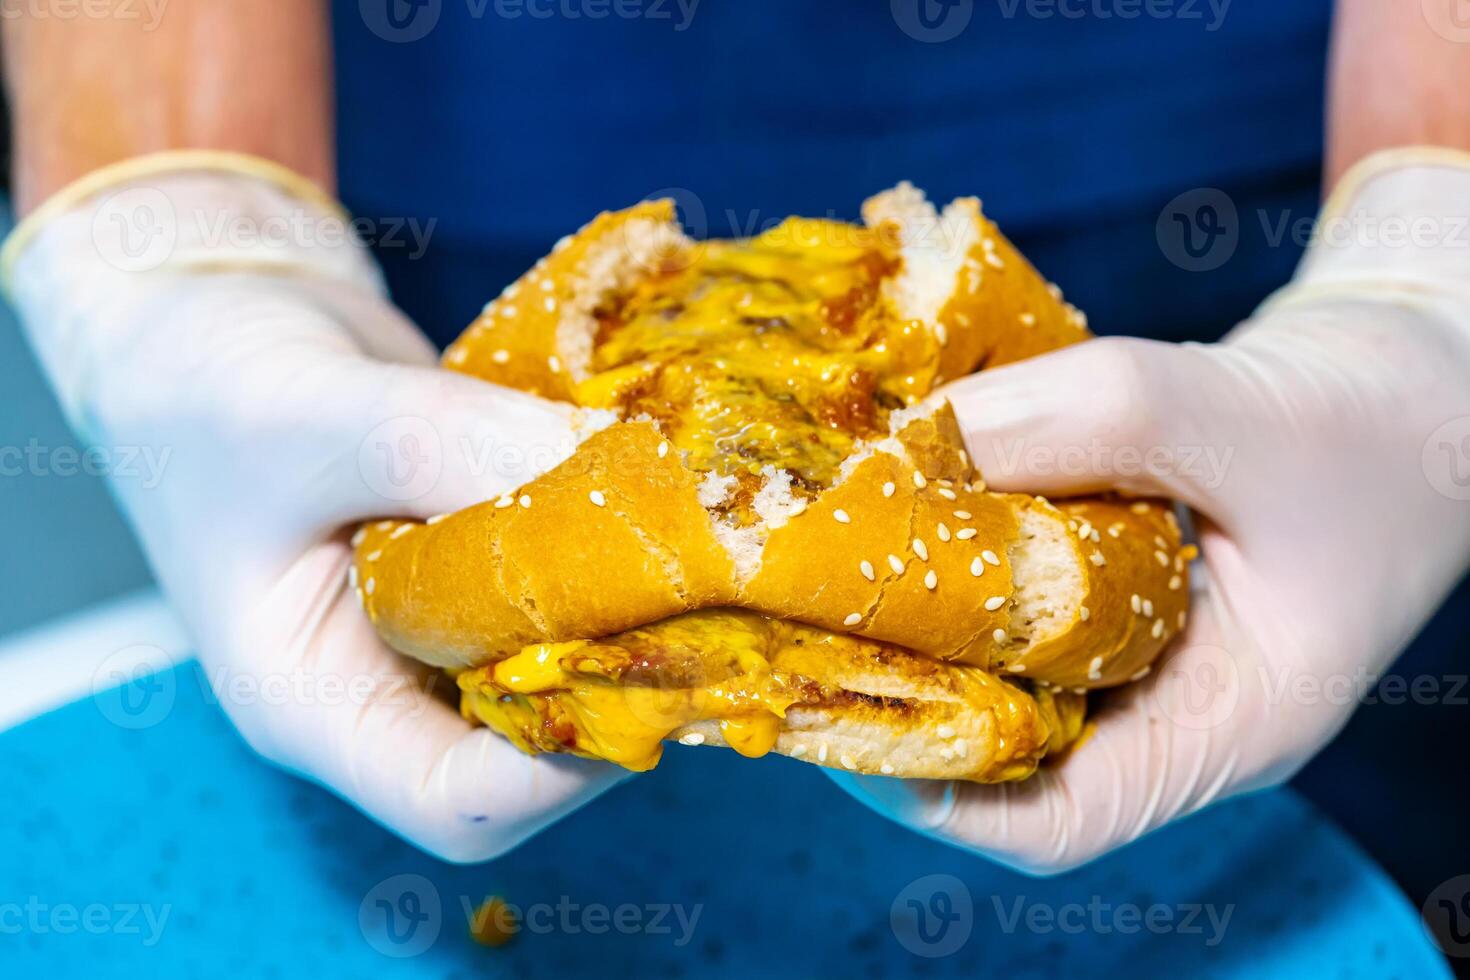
<box><xmin>350</xmin><ymin>183</ymin><xmax>1191</xmax><ymax>783</ymax></box>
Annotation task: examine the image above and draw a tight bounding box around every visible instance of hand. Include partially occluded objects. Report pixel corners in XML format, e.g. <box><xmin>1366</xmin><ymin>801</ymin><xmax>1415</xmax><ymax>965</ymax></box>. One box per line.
<box><xmin>827</xmin><ymin>148</ymin><xmax>1470</xmax><ymax>873</ymax></box>
<box><xmin>6</xmin><ymin>157</ymin><xmax>629</xmax><ymax>861</ymax></box>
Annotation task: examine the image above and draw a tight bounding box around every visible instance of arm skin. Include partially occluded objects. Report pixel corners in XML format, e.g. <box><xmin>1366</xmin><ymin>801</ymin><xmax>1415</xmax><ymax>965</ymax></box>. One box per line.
<box><xmin>1328</xmin><ymin>0</ymin><xmax>1470</xmax><ymax>185</ymax></box>
<box><xmin>2</xmin><ymin>0</ymin><xmax>334</xmax><ymax>215</ymax></box>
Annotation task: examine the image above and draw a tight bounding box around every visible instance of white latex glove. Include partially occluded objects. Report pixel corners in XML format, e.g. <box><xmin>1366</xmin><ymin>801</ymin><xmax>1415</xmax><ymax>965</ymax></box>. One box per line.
<box><xmin>4</xmin><ymin>153</ymin><xmax>628</xmax><ymax>861</ymax></box>
<box><xmin>830</xmin><ymin>147</ymin><xmax>1470</xmax><ymax>873</ymax></box>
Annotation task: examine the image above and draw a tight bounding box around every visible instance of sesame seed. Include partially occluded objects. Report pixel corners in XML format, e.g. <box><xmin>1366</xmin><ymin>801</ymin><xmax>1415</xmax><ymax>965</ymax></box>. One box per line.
<box><xmin>937</xmin><ymin>523</ymin><xmax>951</xmax><ymax>542</ymax></box>
<box><xmin>589</xmin><ymin>490</ymin><xmax>607</xmax><ymax>507</ymax></box>
<box><xmin>1152</xmin><ymin>618</ymin><xmax>1165</xmax><ymax>639</ymax></box>
<box><xmin>366</xmin><ymin>549</ymin><xmax>382</xmax><ymax>562</ymax></box>
<box><xmin>880</xmin><ymin>762</ymin><xmax>895</xmax><ymax>775</ymax></box>
<box><xmin>984</xmin><ymin>595</ymin><xmax>1006</xmax><ymax>612</ymax></box>
<box><xmin>543</xmin><ymin>296</ymin><xmax>557</xmax><ymax>313</ymax></box>
<box><xmin>365</xmin><ymin>577</ymin><xmax>376</xmax><ymax>596</ymax></box>
<box><xmin>1108</xmin><ymin>522</ymin><xmax>1124</xmax><ymax>538</ymax></box>
<box><xmin>959</xmin><ymin>449</ymin><xmax>969</xmax><ymax>467</ymax></box>
<box><xmin>500</xmin><ymin>305</ymin><xmax>517</xmax><ymax>318</ymax></box>
<box><xmin>1019</xmin><ymin>312</ymin><xmax>1036</xmax><ymax>327</ymax></box>
<box><xmin>1007</xmin><ymin>663</ymin><xmax>1026</xmax><ymax>673</ymax></box>
<box><xmin>913</xmin><ymin>471</ymin><xmax>927</xmax><ymax>489</ymax></box>
<box><xmin>833</xmin><ymin>509</ymin><xmax>851</xmax><ymax>524</ymax></box>
<box><xmin>657</xmin><ymin>440</ymin><xmax>670</xmax><ymax>458</ymax></box>
<box><xmin>843</xmin><ymin>613</ymin><xmax>862</xmax><ymax>626</ymax></box>
<box><xmin>1088</xmin><ymin>656</ymin><xmax>1103</xmax><ymax>679</ymax></box>
<box><xmin>495</xmin><ymin>496</ymin><xmax>514</xmax><ymax>509</ymax></box>
<box><xmin>1130</xmin><ymin>594</ymin><xmax>1142</xmax><ymax>614</ymax></box>
<box><xmin>390</xmin><ymin>524</ymin><xmax>413</xmax><ymax>540</ymax></box>
<box><xmin>882</xmin><ymin>481</ymin><xmax>896</xmax><ymax>498</ymax></box>
<box><xmin>348</xmin><ymin>566</ymin><xmax>358</xmax><ymax>589</ymax></box>
<box><xmin>889</xmin><ymin>554</ymin><xmax>905</xmax><ymax>575</ymax></box>
<box><xmin>936</xmin><ymin>724</ymin><xmax>956</xmax><ymax>738</ymax></box>
<box><xmin>937</xmin><ymin>487</ymin><xmax>957</xmax><ymax>501</ymax></box>
<box><xmin>935</xmin><ymin>323</ymin><xmax>949</xmax><ymax>346</ymax></box>
<box><xmin>351</xmin><ymin>528</ymin><xmax>367</xmax><ymax>547</ymax></box>
<box><xmin>913</xmin><ymin>539</ymin><xmax>929</xmax><ymax>561</ymax></box>
<box><xmin>982</xmin><ymin>550</ymin><xmax>1000</xmax><ymax>567</ymax></box>
<box><xmin>1142</xmin><ymin>598</ymin><xmax>1154</xmax><ymax>618</ymax></box>
<box><xmin>1130</xmin><ymin>666</ymin><xmax>1152</xmax><ymax>682</ymax></box>
<box><xmin>956</xmin><ymin>528</ymin><xmax>977</xmax><ymax>540</ymax></box>
<box><xmin>953</xmin><ymin>510</ymin><xmax>972</xmax><ymax>520</ymax></box>
<box><xmin>970</xmin><ymin>557</ymin><xmax>985</xmax><ymax>577</ymax></box>
<box><xmin>1090</xmin><ymin>551</ymin><xmax>1106</xmax><ymax>566</ymax></box>
<box><xmin>546</xmin><ymin>355</ymin><xmax>561</xmax><ymax>374</ymax></box>
<box><xmin>1169</xmin><ymin>575</ymin><xmax>1182</xmax><ymax>590</ymax></box>
<box><xmin>1154</xmin><ymin>535</ymin><xmax>1168</xmax><ymax>549</ymax></box>
<box><xmin>680</xmin><ymin>732</ymin><xmax>705</xmax><ymax>746</ymax></box>
<box><xmin>491</xmin><ymin>349</ymin><xmax>510</xmax><ymax>364</ymax></box>
<box><xmin>841</xmin><ymin>755</ymin><xmax>857</xmax><ymax>770</ymax></box>
<box><xmin>518</xmin><ymin>494</ymin><xmax>532</xmax><ymax>508</ymax></box>
<box><xmin>791</xmin><ymin>745</ymin><xmax>807</xmax><ymax>758</ymax></box>
<box><xmin>993</xmin><ymin>628</ymin><xmax>1008</xmax><ymax>645</ymax></box>
<box><xmin>1080</xmin><ymin>606</ymin><xmax>1090</xmax><ymax>621</ymax></box>
<box><xmin>817</xmin><ymin>743</ymin><xmax>829</xmax><ymax>763</ymax></box>
<box><xmin>1155</xmin><ymin>550</ymin><xmax>1169</xmax><ymax>566</ymax></box>
<box><xmin>924</xmin><ymin>570</ymin><xmax>938</xmax><ymax>590</ymax></box>
<box><xmin>1131</xmin><ymin>502</ymin><xmax>1151</xmax><ymax>515</ymax></box>
<box><xmin>859</xmin><ymin>560</ymin><xmax>875</xmax><ymax>581</ymax></box>
<box><xmin>539</xmin><ymin>278</ymin><xmax>555</xmax><ymax>291</ymax></box>
<box><xmin>427</xmin><ymin>514</ymin><xmax>447</xmax><ymax>525</ymax></box>
<box><xmin>939</xmin><ymin>747</ymin><xmax>955</xmax><ymax>762</ymax></box>
<box><xmin>1178</xmin><ymin>611</ymin><xmax>1187</xmax><ymax>629</ymax></box>
<box><xmin>1078</xmin><ymin>522</ymin><xmax>1092</xmax><ymax>540</ymax></box>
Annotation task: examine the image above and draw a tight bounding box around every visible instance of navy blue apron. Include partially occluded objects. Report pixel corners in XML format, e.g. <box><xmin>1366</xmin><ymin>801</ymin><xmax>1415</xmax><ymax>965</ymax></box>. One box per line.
<box><xmin>331</xmin><ymin>0</ymin><xmax>1470</xmax><ymax>918</ymax></box>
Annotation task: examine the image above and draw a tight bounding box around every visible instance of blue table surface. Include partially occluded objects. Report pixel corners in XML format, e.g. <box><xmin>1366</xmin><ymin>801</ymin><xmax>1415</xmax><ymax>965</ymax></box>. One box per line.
<box><xmin>0</xmin><ymin>663</ymin><xmax>1449</xmax><ymax>979</ymax></box>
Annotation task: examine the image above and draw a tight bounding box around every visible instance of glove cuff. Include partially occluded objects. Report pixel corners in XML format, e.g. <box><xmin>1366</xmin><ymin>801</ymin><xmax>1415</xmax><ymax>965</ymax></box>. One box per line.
<box><xmin>4</xmin><ymin>151</ymin><xmax>386</xmax><ymax>437</ymax></box>
<box><xmin>1</xmin><ymin>150</ymin><xmax>349</xmax><ymax>293</ymax></box>
<box><xmin>1263</xmin><ymin>145</ymin><xmax>1470</xmax><ymax>315</ymax></box>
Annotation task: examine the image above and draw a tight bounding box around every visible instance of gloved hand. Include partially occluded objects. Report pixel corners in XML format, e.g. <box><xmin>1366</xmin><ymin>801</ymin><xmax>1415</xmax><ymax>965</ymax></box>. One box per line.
<box><xmin>4</xmin><ymin>153</ymin><xmax>628</xmax><ymax>861</ymax></box>
<box><xmin>829</xmin><ymin>147</ymin><xmax>1470</xmax><ymax>873</ymax></box>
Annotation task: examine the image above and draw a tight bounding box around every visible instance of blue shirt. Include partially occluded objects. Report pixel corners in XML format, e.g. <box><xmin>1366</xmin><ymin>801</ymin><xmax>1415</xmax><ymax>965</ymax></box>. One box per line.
<box><xmin>332</xmin><ymin>0</ymin><xmax>1330</xmax><ymax>345</ymax></box>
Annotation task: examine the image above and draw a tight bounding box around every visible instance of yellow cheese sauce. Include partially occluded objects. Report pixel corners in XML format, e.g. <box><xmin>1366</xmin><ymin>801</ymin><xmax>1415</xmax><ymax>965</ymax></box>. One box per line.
<box><xmin>574</xmin><ymin>218</ymin><xmax>938</xmax><ymax>517</ymax></box>
<box><xmin>458</xmin><ymin>609</ymin><xmax>1080</xmax><ymax>776</ymax></box>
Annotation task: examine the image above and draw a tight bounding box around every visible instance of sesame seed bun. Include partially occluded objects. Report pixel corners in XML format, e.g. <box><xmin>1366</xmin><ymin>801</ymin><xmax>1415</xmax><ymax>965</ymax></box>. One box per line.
<box><xmin>352</xmin><ymin>185</ymin><xmax>1189</xmax><ymax>782</ymax></box>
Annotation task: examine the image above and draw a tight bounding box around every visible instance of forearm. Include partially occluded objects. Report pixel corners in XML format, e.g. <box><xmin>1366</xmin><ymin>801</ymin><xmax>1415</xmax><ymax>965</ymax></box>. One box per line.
<box><xmin>1327</xmin><ymin>0</ymin><xmax>1470</xmax><ymax>186</ymax></box>
<box><xmin>2</xmin><ymin>0</ymin><xmax>334</xmax><ymax>215</ymax></box>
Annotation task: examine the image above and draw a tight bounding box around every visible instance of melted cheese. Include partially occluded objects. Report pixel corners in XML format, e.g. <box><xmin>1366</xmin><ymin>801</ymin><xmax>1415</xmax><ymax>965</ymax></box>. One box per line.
<box><xmin>463</xmin><ymin>610</ymin><xmax>805</xmax><ymax>770</ymax></box>
<box><xmin>575</xmin><ymin>218</ymin><xmax>937</xmax><ymax>515</ymax></box>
